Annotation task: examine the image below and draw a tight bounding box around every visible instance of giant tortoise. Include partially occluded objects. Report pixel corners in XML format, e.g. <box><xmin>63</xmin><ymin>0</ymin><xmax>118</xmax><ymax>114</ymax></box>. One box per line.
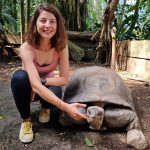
<box><xmin>59</xmin><ymin>66</ymin><xmax>148</xmax><ymax>149</ymax></box>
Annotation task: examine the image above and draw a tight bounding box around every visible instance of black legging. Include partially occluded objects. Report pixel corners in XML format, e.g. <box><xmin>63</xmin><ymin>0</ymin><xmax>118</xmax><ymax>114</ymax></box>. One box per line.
<box><xmin>11</xmin><ymin>70</ymin><xmax>62</xmax><ymax>119</ymax></box>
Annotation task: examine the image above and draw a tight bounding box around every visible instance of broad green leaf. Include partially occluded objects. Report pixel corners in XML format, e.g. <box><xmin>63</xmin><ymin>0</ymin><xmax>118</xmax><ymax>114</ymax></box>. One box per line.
<box><xmin>127</xmin><ymin>5</ymin><xmax>137</xmax><ymax>12</ymax></box>
<box><xmin>84</xmin><ymin>137</ymin><xmax>93</xmax><ymax>147</ymax></box>
<box><xmin>147</xmin><ymin>0</ymin><xmax>150</xmax><ymax>11</ymax></box>
<box><xmin>0</xmin><ymin>116</ymin><xmax>3</xmax><ymax>120</ymax></box>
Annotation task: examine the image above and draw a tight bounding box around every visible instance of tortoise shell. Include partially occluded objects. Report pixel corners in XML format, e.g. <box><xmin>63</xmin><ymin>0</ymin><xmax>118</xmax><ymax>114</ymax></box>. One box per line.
<box><xmin>63</xmin><ymin>66</ymin><xmax>134</xmax><ymax>110</ymax></box>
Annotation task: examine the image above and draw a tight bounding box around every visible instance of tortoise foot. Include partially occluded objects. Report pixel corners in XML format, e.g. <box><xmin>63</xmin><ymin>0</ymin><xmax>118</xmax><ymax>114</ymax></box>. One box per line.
<box><xmin>127</xmin><ymin>129</ymin><xmax>147</xmax><ymax>149</ymax></box>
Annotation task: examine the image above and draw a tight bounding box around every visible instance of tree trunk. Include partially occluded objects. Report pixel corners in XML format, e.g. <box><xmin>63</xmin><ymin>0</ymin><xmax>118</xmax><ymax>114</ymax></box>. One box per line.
<box><xmin>12</xmin><ymin>0</ymin><xmax>17</xmax><ymax>33</ymax></box>
<box><xmin>0</xmin><ymin>1</ymin><xmax>2</xmax><ymax>23</ymax></box>
<box><xmin>111</xmin><ymin>27</ymin><xmax>117</xmax><ymax>70</ymax></box>
<box><xmin>80</xmin><ymin>0</ymin><xmax>87</xmax><ymax>31</ymax></box>
<box><xmin>20</xmin><ymin>0</ymin><xmax>25</xmax><ymax>43</ymax></box>
<box><xmin>77</xmin><ymin>0</ymin><xmax>81</xmax><ymax>30</ymax></box>
<box><xmin>0</xmin><ymin>0</ymin><xmax>3</xmax><ymax>40</ymax></box>
<box><xmin>92</xmin><ymin>0</ymin><xmax>119</xmax><ymax>65</ymax></box>
<box><xmin>26</xmin><ymin>0</ymin><xmax>30</xmax><ymax>31</ymax></box>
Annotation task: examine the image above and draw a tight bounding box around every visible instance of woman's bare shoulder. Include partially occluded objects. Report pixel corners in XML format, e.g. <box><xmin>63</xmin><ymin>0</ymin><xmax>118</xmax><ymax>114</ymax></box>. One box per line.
<box><xmin>19</xmin><ymin>42</ymin><xmax>35</xmax><ymax>59</ymax></box>
<box><xmin>20</xmin><ymin>42</ymin><xmax>33</xmax><ymax>51</ymax></box>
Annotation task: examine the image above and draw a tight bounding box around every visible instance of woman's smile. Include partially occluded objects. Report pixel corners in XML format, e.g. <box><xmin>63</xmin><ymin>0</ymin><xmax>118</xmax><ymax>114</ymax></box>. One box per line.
<box><xmin>43</xmin><ymin>30</ymin><xmax>52</xmax><ymax>34</ymax></box>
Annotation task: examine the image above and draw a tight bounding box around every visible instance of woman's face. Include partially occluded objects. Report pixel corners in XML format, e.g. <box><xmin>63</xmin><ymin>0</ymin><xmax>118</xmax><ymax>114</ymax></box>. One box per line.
<box><xmin>36</xmin><ymin>10</ymin><xmax>57</xmax><ymax>39</ymax></box>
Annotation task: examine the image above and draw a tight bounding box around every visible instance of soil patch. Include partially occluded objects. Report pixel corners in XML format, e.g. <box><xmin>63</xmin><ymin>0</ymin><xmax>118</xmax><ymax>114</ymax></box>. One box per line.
<box><xmin>0</xmin><ymin>56</ymin><xmax>150</xmax><ymax>150</ymax></box>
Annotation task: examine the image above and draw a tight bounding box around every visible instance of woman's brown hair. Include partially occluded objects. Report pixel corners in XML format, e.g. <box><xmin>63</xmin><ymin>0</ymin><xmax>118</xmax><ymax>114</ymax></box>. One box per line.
<box><xmin>26</xmin><ymin>3</ymin><xmax>68</xmax><ymax>52</ymax></box>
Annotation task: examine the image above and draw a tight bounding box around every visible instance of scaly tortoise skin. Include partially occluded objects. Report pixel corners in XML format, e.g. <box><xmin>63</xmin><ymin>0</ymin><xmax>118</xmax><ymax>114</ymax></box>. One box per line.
<box><xmin>59</xmin><ymin>66</ymin><xmax>148</xmax><ymax>149</ymax></box>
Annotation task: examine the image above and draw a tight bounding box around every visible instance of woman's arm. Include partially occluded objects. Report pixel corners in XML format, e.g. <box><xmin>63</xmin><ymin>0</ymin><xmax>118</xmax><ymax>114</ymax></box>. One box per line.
<box><xmin>20</xmin><ymin>43</ymin><xmax>87</xmax><ymax>121</ymax></box>
<box><xmin>45</xmin><ymin>45</ymin><xmax>69</xmax><ymax>86</ymax></box>
<box><xmin>20</xmin><ymin>43</ymin><xmax>65</xmax><ymax>107</ymax></box>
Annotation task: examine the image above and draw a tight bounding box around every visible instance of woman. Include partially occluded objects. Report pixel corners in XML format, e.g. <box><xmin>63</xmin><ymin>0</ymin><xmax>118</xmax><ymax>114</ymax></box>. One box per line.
<box><xmin>11</xmin><ymin>3</ymin><xmax>87</xmax><ymax>143</ymax></box>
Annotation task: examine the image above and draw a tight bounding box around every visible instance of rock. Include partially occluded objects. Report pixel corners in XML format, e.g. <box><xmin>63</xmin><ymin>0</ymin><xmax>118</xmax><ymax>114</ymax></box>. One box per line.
<box><xmin>127</xmin><ymin>129</ymin><xmax>148</xmax><ymax>150</ymax></box>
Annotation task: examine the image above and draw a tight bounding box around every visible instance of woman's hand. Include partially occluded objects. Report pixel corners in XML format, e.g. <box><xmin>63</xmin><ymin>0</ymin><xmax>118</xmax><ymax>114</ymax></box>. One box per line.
<box><xmin>66</xmin><ymin>103</ymin><xmax>88</xmax><ymax>121</ymax></box>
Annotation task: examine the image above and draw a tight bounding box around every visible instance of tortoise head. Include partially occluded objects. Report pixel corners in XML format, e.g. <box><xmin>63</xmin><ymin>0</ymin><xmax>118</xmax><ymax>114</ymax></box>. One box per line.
<box><xmin>87</xmin><ymin>106</ymin><xmax>104</xmax><ymax>130</ymax></box>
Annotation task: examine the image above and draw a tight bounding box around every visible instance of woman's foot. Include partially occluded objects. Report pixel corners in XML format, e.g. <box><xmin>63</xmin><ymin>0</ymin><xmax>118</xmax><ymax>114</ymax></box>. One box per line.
<box><xmin>39</xmin><ymin>107</ymin><xmax>50</xmax><ymax>123</ymax></box>
<box><xmin>19</xmin><ymin>120</ymin><xmax>33</xmax><ymax>143</ymax></box>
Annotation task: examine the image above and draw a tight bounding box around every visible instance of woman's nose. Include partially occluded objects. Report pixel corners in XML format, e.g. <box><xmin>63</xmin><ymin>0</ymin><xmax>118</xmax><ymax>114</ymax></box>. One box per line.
<box><xmin>45</xmin><ymin>20</ymin><xmax>50</xmax><ymax>27</ymax></box>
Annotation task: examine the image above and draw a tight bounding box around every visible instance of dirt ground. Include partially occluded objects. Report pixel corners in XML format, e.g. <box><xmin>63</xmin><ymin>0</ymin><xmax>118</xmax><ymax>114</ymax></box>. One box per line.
<box><xmin>0</xmin><ymin>56</ymin><xmax>150</xmax><ymax>150</ymax></box>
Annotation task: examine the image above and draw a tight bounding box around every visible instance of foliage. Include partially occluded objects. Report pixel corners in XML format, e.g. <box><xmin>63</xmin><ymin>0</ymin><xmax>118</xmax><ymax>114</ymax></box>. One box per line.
<box><xmin>116</xmin><ymin>0</ymin><xmax>150</xmax><ymax>40</ymax></box>
<box><xmin>86</xmin><ymin>0</ymin><xmax>106</xmax><ymax>31</ymax></box>
<box><xmin>0</xmin><ymin>0</ymin><xmax>150</xmax><ymax>40</ymax></box>
<box><xmin>0</xmin><ymin>0</ymin><xmax>17</xmax><ymax>35</ymax></box>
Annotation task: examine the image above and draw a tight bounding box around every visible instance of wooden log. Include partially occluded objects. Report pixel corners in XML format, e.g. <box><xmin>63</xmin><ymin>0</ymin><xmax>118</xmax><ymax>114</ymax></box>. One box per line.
<box><xmin>67</xmin><ymin>31</ymin><xmax>95</xmax><ymax>40</ymax></box>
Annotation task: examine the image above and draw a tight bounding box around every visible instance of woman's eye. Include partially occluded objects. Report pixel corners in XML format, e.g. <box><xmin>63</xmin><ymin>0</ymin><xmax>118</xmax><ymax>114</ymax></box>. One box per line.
<box><xmin>40</xmin><ymin>19</ymin><xmax>46</xmax><ymax>23</ymax></box>
<box><xmin>51</xmin><ymin>20</ymin><xmax>55</xmax><ymax>24</ymax></box>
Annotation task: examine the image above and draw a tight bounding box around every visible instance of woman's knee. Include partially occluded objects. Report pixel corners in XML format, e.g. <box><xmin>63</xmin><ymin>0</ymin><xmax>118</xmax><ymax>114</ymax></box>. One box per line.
<box><xmin>11</xmin><ymin>70</ymin><xmax>29</xmax><ymax>83</ymax></box>
<box><xmin>48</xmin><ymin>86</ymin><xmax>62</xmax><ymax>98</ymax></box>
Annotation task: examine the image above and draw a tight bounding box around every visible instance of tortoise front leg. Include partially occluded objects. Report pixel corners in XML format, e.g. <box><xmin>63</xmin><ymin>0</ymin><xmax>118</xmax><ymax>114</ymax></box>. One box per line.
<box><xmin>104</xmin><ymin>108</ymin><xmax>147</xmax><ymax>149</ymax></box>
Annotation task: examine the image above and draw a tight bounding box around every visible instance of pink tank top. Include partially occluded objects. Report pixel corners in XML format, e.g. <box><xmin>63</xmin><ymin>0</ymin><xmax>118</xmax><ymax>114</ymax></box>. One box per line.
<box><xmin>33</xmin><ymin>51</ymin><xmax>59</xmax><ymax>78</ymax></box>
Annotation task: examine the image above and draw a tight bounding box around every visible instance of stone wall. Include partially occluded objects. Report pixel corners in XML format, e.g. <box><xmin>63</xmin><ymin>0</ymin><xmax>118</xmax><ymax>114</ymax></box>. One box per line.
<box><xmin>117</xmin><ymin>40</ymin><xmax>150</xmax><ymax>81</ymax></box>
